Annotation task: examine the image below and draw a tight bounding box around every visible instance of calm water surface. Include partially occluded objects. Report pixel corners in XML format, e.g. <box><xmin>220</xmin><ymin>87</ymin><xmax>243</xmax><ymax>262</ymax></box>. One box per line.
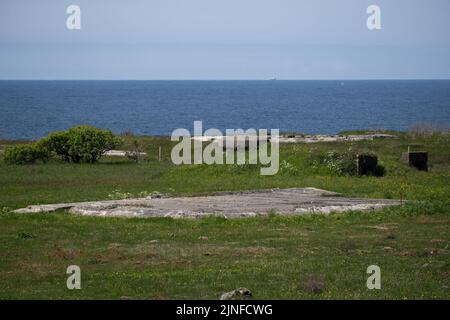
<box><xmin>0</xmin><ymin>80</ymin><xmax>449</xmax><ymax>139</ymax></box>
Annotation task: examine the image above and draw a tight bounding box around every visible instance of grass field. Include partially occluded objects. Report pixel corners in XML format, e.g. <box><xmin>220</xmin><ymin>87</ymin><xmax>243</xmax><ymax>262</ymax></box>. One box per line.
<box><xmin>0</xmin><ymin>132</ymin><xmax>449</xmax><ymax>299</ymax></box>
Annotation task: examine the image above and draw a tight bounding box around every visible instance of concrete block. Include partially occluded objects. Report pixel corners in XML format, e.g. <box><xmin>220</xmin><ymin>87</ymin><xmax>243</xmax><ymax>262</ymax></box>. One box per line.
<box><xmin>357</xmin><ymin>154</ymin><xmax>378</xmax><ymax>176</ymax></box>
<box><xmin>402</xmin><ymin>151</ymin><xmax>428</xmax><ymax>171</ymax></box>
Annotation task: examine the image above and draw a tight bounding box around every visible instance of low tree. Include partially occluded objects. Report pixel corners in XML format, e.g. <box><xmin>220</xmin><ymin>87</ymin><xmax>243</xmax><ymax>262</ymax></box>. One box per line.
<box><xmin>40</xmin><ymin>131</ymin><xmax>71</xmax><ymax>162</ymax></box>
<box><xmin>42</xmin><ymin>126</ymin><xmax>122</xmax><ymax>163</ymax></box>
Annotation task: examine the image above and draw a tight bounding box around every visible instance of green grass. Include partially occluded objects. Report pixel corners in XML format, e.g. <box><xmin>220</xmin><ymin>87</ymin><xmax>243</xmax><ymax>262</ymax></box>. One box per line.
<box><xmin>0</xmin><ymin>209</ymin><xmax>449</xmax><ymax>299</ymax></box>
<box><xmin>0</xmin><ymin>133</ymin><xmax>449</xmax><ymax>299</ymax></box>
<box><xmin>1</xmin><ymin>134</ymin><xmax>449</xmax><ymax>208</ymax></box>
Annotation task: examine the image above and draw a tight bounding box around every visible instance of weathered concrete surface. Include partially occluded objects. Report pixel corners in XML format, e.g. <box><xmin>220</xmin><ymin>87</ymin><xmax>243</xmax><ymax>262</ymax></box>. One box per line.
<box><xmin>14</xmin><ymin>188</ymin><xmax>401</xmax><ymax>218</ymax></box>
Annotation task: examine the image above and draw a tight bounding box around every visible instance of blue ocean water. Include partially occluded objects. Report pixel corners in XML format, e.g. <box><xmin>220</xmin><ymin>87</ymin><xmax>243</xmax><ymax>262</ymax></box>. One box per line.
<box><xmin>0</xmin><ymin>80</ymin><xmax>449</xmax><ymax>140</ymax></box>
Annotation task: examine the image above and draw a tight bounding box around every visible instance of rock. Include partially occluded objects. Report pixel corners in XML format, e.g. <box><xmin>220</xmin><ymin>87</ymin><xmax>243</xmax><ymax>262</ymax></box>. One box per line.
<box><xmin>303</xmin><ymin>278</ymin><xmax>325</xmax><ymax>294</ymax></box>
<box><xmin>198</xmin><ymin>236</ymin><xmax>209</xmax><ymax>240</ymax></box>
<box><xmin>220</xmin><ymin>288</ymin><xmax>252</xmax><ymax>300</ymax></box>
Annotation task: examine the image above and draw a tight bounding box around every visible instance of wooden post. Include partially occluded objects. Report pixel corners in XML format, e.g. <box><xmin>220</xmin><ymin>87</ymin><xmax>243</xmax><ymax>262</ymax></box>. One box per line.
<box><xmin>158</xmin><ymin>146</ymin><xmax>162</xmax><ymax>162</ymax></box>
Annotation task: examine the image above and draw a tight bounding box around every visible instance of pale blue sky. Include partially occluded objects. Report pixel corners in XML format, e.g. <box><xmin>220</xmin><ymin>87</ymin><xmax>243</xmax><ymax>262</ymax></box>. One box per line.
<box><xmin>1</xmin><ymin>0</ymin><xmax>449</xmax><ymax>79</ymax></box>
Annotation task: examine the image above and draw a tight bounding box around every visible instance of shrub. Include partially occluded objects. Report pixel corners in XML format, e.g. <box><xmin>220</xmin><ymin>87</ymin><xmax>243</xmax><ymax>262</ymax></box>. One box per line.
<box><xmin>40</xmin><ymin>131</ymin><xmax>71</xmax><ymax>162</ymax></box>
<box><xmin>3</xmin><ymin>143</ymin><xmax>50</xmax><ymax>165</ymax></box>
<box><xmin>321</xmin><ymin>148</ymin><xmax>358</xmax><ymax>176</ymax></box>
<box><xmin>317</xmin><ymin>149</ymin><xmax>385</xmax><ymax>176</ymax></box>
<box><xmin>42</xmin><ymin>126</ymin><xmax>122</xmax><ymax>163</ymax></box>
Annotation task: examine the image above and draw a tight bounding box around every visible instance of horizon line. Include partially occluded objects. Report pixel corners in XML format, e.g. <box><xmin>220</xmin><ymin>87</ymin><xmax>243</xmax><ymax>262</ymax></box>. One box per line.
<box><xmin>1</xmin><ymin>78</ymin><xmax>450</xmax><ymax>81</ymax></box>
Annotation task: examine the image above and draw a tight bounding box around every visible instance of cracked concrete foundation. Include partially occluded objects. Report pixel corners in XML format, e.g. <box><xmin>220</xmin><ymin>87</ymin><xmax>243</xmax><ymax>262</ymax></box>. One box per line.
<box><xmin>14</xmin><ymin>188</ymin><xmax>401</xmax><ymax>219</ymax></box>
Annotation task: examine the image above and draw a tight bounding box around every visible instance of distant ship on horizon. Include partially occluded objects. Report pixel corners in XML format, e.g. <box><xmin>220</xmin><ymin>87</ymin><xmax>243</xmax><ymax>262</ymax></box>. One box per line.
<box><xmin>268</xmin><ymin>77</ymin><xmax>277</xmax><ymax>81</ymax></box>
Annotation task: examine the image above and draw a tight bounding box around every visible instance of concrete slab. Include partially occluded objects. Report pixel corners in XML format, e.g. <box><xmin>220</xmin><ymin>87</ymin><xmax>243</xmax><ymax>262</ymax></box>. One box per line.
<box><xmin>14</xmin><ymin>188</ymin><xmax>401</xmax><ymax>219</ymax></box>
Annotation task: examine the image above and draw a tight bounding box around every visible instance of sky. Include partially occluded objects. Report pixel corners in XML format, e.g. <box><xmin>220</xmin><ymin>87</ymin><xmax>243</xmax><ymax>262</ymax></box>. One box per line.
<box><xmin>0</xmin><ymin>0</ymin><xmax>449</xmax><ymax>80</ymax></box>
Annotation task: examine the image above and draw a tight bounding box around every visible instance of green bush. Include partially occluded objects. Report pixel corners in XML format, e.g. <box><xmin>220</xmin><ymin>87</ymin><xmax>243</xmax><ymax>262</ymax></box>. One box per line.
<box><xmin>42</xmin><ymin>126</ymin><xmax>122</xmax><ymax>163</ymax></box>
<box><xmin>40</xmin><ymin>131</ymin><xmax>71</xmax><ymax>162</ymax></box>
<box><xmin>317</xmin><ymin>148</ymin><xmax>385</xmax><ymax>176</ymax></box>
<box><xmin>3</xmin><ymin>126</ymin><xmax>122</xmax><ymax>165</ymax></box>
<box><xmin>3</xmin><ymin>143</ymin><xmax>50</xmax><ymax>165</ymax></box>
<box><xmin>321</xmin><ymin>149</ymin><xmax>358</xmax><ymax>176</ymax></box>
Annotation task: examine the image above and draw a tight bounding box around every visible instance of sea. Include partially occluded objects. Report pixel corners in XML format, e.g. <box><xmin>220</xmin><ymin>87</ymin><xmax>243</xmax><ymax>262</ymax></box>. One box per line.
<box><xmin>0</xmin><ymin>80</ymin><xmax>449</xmax><ymax>140</ymax></box>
